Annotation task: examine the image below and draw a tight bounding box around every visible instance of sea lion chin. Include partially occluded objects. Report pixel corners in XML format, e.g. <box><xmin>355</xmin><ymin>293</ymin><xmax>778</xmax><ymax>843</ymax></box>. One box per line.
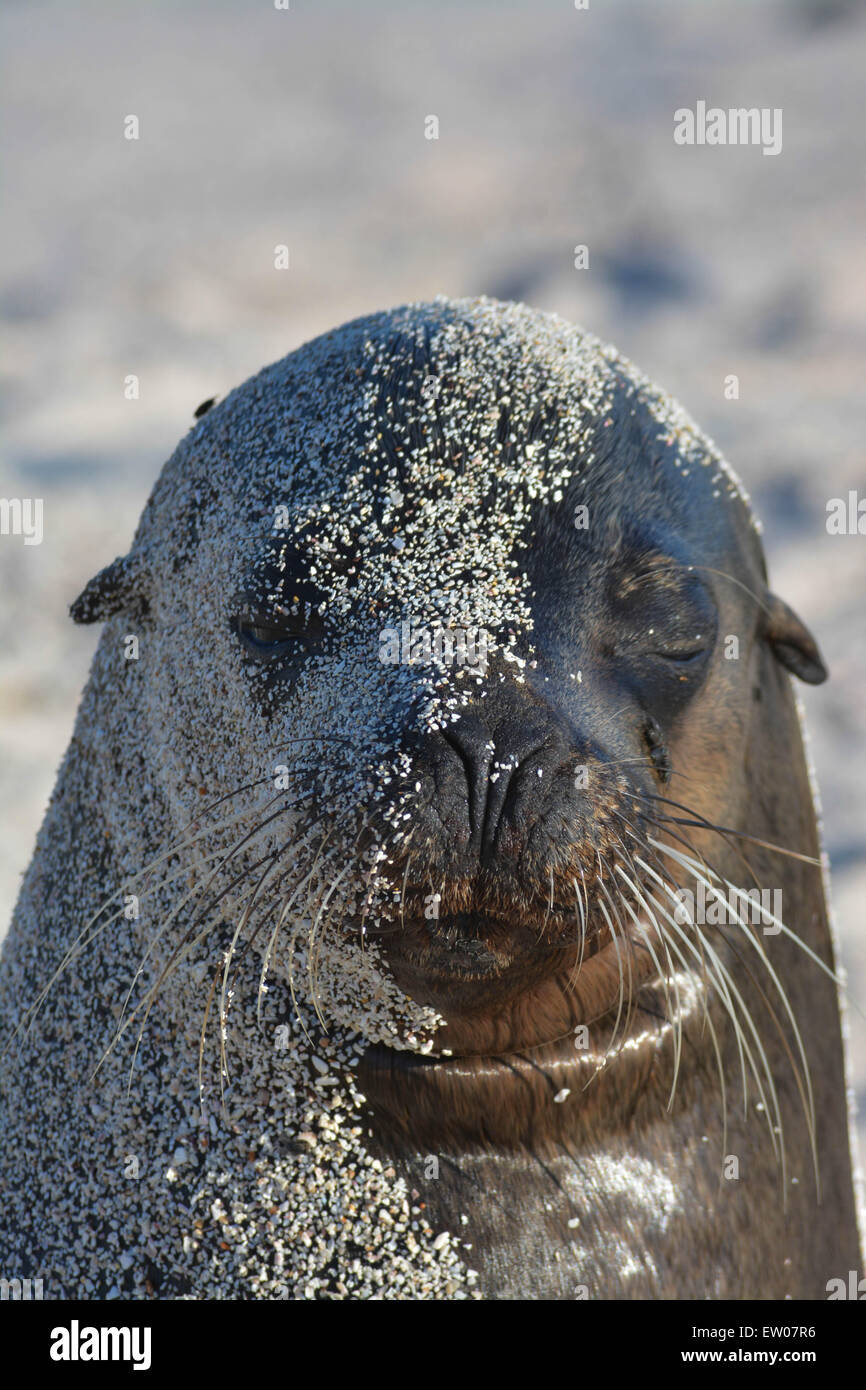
<box><xmin>0</xmin><ymin>295</ymin><xmax>860</xmax><ymax>1300</ymax></box>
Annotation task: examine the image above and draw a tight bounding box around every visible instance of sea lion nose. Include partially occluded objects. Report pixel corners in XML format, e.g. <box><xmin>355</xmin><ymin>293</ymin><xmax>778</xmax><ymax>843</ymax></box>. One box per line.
<box><xmin>442</xmin><ymin>711</ymin><xmax>555</xmax><ymax>862</ymax></box>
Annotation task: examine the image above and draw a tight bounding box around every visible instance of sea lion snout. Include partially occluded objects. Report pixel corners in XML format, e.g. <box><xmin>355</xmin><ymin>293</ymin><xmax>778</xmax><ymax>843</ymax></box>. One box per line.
<box><xmin>365</xmin><ymin>671</ymin><xmax>655</xmax><ymax>1027</ymax></box>
<box><xmin>386</xmin><ymin>682</ymin><xmax>616</xmax><ymax>911</ymax></box>
<box><xmin>426</xmin><ymin>707</ymin><xmax>573</xmax><ymax>866</ymax></box>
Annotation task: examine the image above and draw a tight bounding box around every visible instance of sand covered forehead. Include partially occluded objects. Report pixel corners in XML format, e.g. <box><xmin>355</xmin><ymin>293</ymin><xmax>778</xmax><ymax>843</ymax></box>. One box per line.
<box><xmin>142</xmin><ymin>294</ymin><xmax>755</xmax><ymax>788</ymax></box>
<box><xmin>148</xmin><ymin>294</ymin><xmax>754</xmax><ymax>610</ymax></box>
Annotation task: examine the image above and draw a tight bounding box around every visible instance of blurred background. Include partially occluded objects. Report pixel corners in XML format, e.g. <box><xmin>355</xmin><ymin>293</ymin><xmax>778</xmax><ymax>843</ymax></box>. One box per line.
<box><xmin>1</xmin><ymin>0</ymin><xmax>864</xmax><ymax>1157</ymax></box>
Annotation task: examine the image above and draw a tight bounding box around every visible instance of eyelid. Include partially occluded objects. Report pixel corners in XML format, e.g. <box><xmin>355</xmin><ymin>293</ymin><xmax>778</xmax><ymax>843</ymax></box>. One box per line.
<box><xmin>237</xmin><ymin>611</ymin><xmax>302</xmax><ymax>635</ymax></box>
<box><xmin>235</xmin><ymin>607</ymin><xmax>326</xmax><ymax>671</ymax></box>
<box><xmin>618</xmin><ymin>561</ymin><xmax>701</xmax><ymax>599</ymax></box>
<box><xmin>246</xmin><ymin>618</ymin><xmax>299</xmax><ymax>638</ymax></box>
<box><xmin>650</xmin><ymin>646</ymin><xmax>707</xmax><ymax>662</ymax></box>
<box><xmin>237</xmin><ymin>619</ymin><xmax>303</xmax><ymax>652</ymax></box>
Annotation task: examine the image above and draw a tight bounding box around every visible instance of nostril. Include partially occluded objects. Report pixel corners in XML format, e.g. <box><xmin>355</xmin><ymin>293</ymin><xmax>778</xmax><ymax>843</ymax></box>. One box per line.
<box><xmin>442</xmin><ymin>714</ymin><xmax>495</xmax><ymax>769</ymax></box>
<box><xmin>483</xmin><ymin>731</ymin><xmax>549</xmax><ymax>853</ymax></box>
<box><xmin>442</xmin><ymin>714</ymin><xmax>495</xmax><ymax>842</ymax></box>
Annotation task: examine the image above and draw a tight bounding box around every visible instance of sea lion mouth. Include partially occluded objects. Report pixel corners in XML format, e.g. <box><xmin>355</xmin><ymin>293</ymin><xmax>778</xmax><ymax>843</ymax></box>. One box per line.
<box><xmin>359</xmin><ymin>921</ymin><xmax>658</xmax><ymax>1067</ymax></box>
<box><xmin>369</xmin><ymin>905</ymin><xmax>607</xmax><ymax>986</ymax></box>
<box><xmin>365</xmin><ymin>902</ymin><xmax>660</xmax><ymax>1055</ymax></box>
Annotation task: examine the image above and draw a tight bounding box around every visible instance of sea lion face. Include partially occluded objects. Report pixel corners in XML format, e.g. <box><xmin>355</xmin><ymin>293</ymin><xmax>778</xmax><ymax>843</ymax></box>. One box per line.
<box><xmin>73</xmin><ymin>297</ymin><xmax>826</xmax><ymax>1057</ymax></box>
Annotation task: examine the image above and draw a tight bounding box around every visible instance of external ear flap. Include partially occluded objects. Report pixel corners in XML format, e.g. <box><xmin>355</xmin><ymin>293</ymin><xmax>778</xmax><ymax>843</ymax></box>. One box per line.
<box><xmin>762</xmin><ymin>593</ymin><xmax>828</xmax><ymax>685</ymax></box>
<box><xmin>70</xmin><ymin>551</ymin><xmax>150</xmax><ymax>625</ymax></box>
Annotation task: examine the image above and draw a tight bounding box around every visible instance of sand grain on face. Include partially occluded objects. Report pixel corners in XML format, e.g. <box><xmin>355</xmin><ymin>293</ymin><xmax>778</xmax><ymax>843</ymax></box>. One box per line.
<box><xmin>0</xmin><ymin>297</ymin><xmax>753</xmax><ymax>1298</ymax></box>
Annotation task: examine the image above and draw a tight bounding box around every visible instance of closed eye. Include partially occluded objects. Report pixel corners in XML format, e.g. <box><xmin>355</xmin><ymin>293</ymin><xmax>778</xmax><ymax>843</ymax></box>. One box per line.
<box><xmin>651</xmin><ymin>646</ymin><xmax>707</xmax><ymax>663</ymax></box>
<box><xmin>613</xmin><ymin>557</ymin><xmax>717</xmax><ymax>670</ymax></box>
<box><xmin>235</xmin><ymin>612</ymin><xmax>321</xmax><ymax>663</ymax></box>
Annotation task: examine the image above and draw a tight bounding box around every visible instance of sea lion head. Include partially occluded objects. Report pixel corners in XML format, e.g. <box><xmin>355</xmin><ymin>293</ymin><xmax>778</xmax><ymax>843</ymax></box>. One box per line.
<box><xmin>71</xmin><ymin>296</ymin><xmax>827</xmax><ymax>1063</ymax></box>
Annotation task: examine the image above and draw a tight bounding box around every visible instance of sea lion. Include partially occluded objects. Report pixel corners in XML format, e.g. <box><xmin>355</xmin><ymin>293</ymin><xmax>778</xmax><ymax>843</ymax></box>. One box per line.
<box><xmin>0</xmin><ymin>295</ymin><xmax>860</xmax><ymax>1300</ymax></box>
